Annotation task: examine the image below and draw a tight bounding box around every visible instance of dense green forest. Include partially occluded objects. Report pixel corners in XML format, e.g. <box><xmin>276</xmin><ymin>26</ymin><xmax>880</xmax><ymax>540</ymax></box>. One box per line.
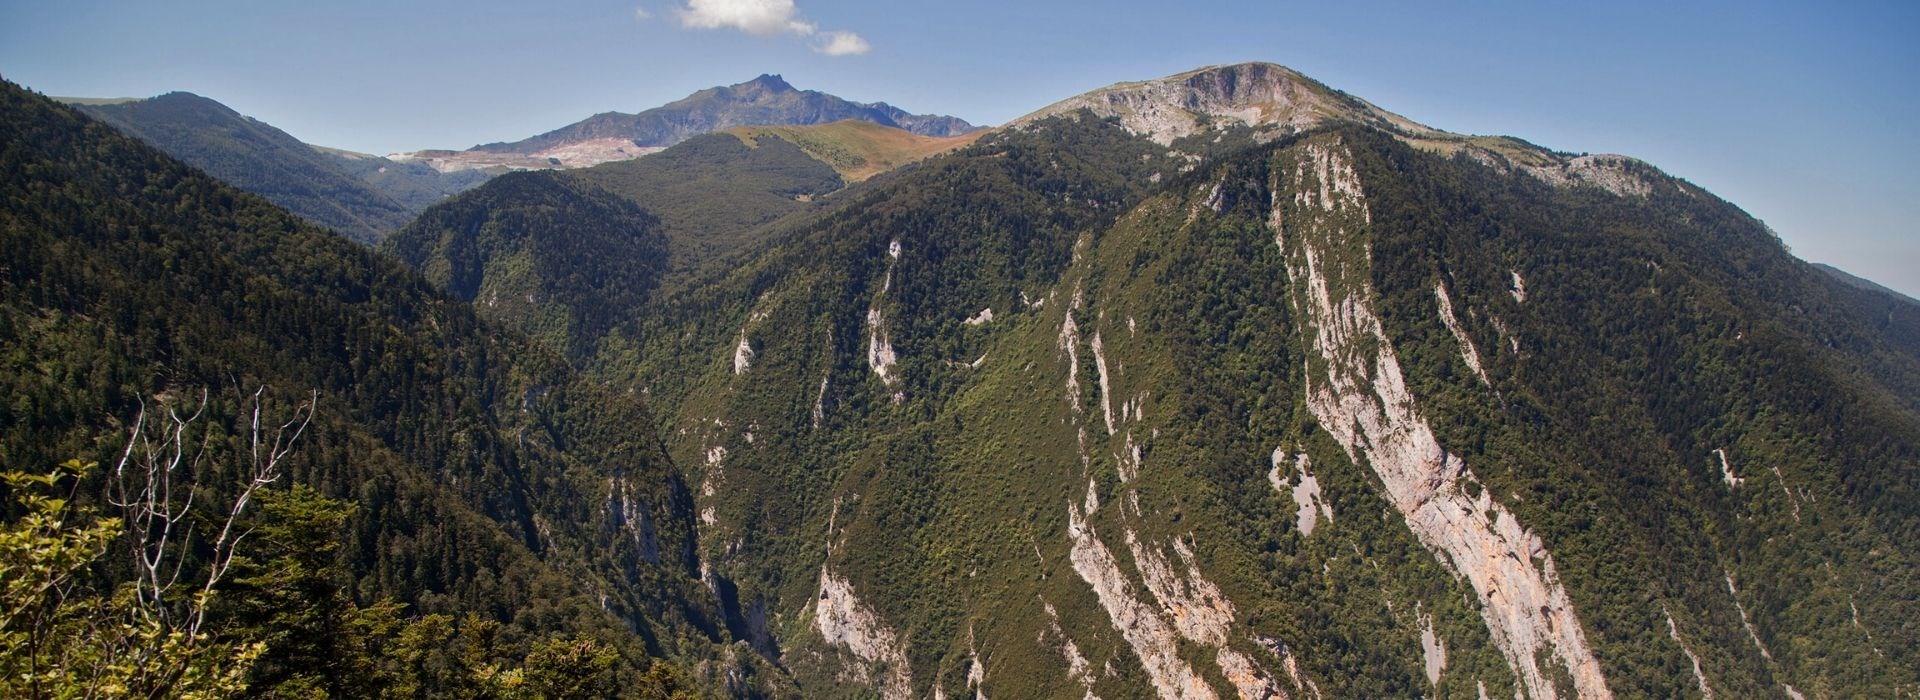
<box><xmin>0</xmin><ymin>80</ymin><xmax>732</xmax><ymax>697</ymax></box>
<box><xmin>72</xmin><ymin>92</ymin><xmax>424</xmax><ymax>245</ymax></box>
<box><xmin>568</xmin><ymin>133</ymin><xmax>846</xmax><ymax>276</ymax></box>
<box><xmin>384</xmin><ymin>171</ymin><xmax>672</xmax><ymax>359</ymax></box>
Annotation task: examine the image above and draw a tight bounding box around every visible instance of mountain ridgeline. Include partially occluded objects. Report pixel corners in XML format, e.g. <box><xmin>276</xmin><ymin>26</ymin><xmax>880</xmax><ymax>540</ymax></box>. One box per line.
<box><xmin>9</xmin><ymin>60</ymin><xmax>1920</xmax><ymax>698</ymax></box>
<box><xmin>62</xmin><ymin>75</ymin><xmax>979</xmax><ymax>244</ymax></box>
<box><xmin>68</xmin><ymin>92</ymin><xmax>492</xmax><ymax>244</ymax></box>
<box><xmin>383</xmin><ymin>171</ymin><xmax>672</xmax><ymax>359</ymax></box>
<box><xmin>474</xmin><ymin>74</ymin><xmax>978</xmax><ymax>156</ymax></box>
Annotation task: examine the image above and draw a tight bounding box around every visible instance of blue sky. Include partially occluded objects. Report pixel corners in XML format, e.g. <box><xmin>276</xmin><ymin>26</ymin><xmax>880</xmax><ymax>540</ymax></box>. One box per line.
<box><xmin>2</xmin><ymin>0</ymin><xmax>1916</xmax><ymax>295</ymax></box>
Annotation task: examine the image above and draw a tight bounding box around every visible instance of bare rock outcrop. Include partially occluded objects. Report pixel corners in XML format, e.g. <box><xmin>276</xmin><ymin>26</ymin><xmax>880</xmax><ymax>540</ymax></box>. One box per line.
<box><xmin>815</xmin><ymin>567</ymin><xmax>914</xmax><ymax>699</ymax></box>
<box><xmin>1276</xmin><ymin>139</ymin><xmax>1611</xmax><ymax>699</ymax></box>
<box><xmin>1012</xmin><ymin>63</ymin><xmax>1435</xmax><ymax>146</ymax></box>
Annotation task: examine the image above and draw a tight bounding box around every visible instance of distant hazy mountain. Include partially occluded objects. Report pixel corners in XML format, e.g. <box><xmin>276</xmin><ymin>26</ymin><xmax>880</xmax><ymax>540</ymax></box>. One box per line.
<box><xmin>1814</xmin><ymin>262</ymin><xmax>1920</xmax><ymax>305</ymax></box>
<box><xmin>66</xmin><ymin>93</ymin><xmax>492</xmax><ymax>244</ymax></box>
<box><xmin>69</xmin><ymin>92</ymin><xmax>422</xmax><ymax>244</ymax></box>
<box><xmin>485</xmin><ymin>74</ymin><xmax>976</xmax><ymax>151</ymax></box>
<box><xmin>395</xmin><ymin>75</ymin><xmax>979</xmax><ymax>173</ymax></box>
<box><xmin>310</xmin><ymin>145</ymin><xmax>493</xmax><ymax>214</ymax></box>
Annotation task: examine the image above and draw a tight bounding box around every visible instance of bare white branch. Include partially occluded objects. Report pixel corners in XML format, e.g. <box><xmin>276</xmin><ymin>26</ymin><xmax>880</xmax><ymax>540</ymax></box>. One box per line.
<box><xmin>108</xmin><ymin>386</ymin><xmax>317</xmax><ymax>637</ymax></box>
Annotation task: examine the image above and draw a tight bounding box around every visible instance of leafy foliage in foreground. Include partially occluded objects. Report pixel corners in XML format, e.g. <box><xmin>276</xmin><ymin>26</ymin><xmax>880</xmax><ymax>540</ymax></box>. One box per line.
<box><xmin>1</xmin><ymin>461</ymin><xmax>699</xmax><ymax>698</ymax></box>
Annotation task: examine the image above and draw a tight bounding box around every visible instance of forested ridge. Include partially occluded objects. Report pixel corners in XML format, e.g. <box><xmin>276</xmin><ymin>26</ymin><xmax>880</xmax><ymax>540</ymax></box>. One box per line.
<box><xmin>0</xmin><ymin>80</ymin><xmax>720</xmax><ymax>697</ymax></box>
<box><xmin>384</xmin><ymin>171</ymin><xmax>672</xmax><ymax>360</ymax></box>
<box><xmin>72</xmin><ymin>92</ymin><xmax>422</xmax><ymax>245</ymax></box>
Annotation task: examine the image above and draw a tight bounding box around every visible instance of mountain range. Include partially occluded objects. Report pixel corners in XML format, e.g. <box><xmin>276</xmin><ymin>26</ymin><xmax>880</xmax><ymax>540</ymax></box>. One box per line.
<box><xmin>7</xmin><ymin>61</ymin><xmax>1918</xmax><ymax>698</ymax></box>
<box><xmin>395</xmin><ymin>74</ymin><xmax>978</xmax><ymax>173</ymax></box>
<box><xmin>474</xmin><ymin>74</ymin><xmax>977</xmax><ymax>154</ymax></box>
<box><xmin>60</xmin><ymin>74</ymin><xmax>981</xmax><ymax>244</ymax></box>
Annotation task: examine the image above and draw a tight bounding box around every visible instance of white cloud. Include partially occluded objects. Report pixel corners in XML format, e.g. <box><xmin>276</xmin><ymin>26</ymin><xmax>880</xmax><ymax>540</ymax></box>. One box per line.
<box><xmin>634</xmin><ymin>6</ymin><xmax>652</xmax><ymax>20</ymax></box>
<box><xmin>815</xmin><ymin>31</ymin><xmax>870</xmax><ymax>56</ymax></box>
<box><xmin>678</xmin><ymin>0</ymin><xmax>813</xmax><ymax>36</ymax></box>
<box><xmin>673</xmin><ymin>0</ymin><xmax>868</xmax><ymax>55</ymax></box>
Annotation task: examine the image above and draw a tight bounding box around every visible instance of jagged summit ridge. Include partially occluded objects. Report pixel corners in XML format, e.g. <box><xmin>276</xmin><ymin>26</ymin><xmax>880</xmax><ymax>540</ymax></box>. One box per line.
<box><xmin>1014</xmin><ymin>62</ymin><xmax>1438</xmax><ymax>145</ymax></box>
<box><xmin>1015</xmin><ymin>62</ymin><xmax>1673</xmax><ymax>199</ymax></box>
<box><xmin>747</xmin><ymin>73</ymin><xmax>792</xmax><ymax>87</ymax></box>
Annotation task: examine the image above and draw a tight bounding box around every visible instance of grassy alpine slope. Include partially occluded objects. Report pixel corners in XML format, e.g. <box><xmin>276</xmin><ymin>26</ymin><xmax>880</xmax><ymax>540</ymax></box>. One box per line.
<box><xmin>724</xmin><ymin>120</ymin><xmax>988</xmax><ymax>183</ymax></box>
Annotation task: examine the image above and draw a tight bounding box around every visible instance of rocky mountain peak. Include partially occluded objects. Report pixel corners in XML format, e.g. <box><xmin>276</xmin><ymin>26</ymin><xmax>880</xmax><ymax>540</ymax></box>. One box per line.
<box><xmin>737</xmin><ymin>73</ymin><xmax>796</xmax><ymax>95</ymax></box>
<box><xmin>1014</xmin><ymin>61</ymin><xmax>1437</xmax><ymax>145</ymax></box>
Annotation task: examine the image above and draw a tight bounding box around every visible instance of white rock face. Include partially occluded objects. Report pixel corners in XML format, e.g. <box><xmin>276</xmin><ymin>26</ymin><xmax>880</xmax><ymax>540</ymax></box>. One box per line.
<box><xmin>866</xmin><ymin>240</ymin><xmax>904</xmax><ymax>401</ymax></box>
<box><xmin>1067</xmin><ymin>504</ymin><xmax>1288</xmax><ymax>700</ymax></box>
<box><xmin>1664</xmin><ymin>608</ymin><xmax>1714</xmax><ymax>699</ymax></box>
<box><xmin>1041</xmin><ymin>599</ymin><xmax>1100</xmax><ymax>698</ymax></box>
<box><xmin>608</xmin><ymin>477</ymin><xmax>661</xmax><ymax>564</ymax></box>
<box><xmin>1066</xmin><ymin>505</ymin><xmax>1218</xmax><ymax>700</ymax></box>
<box><xmin>1725</xmin><ymin>573</ymin><xmax>1774</xmax><ymax>663</ymax></box>
<box><xmin>864</xmin><ymin>239</ymin><xmax>906</xmax><ymax>400</ymax></box>
<box><xmin>965</xmin><ymin>307</ymin><xmax>995</xmax><ymax>325</ymax></box>
<box><xmin>1419</xmin><ymin>611</ymin><xmax>1448</xmax><ymax>687</ymax></box>
<box><xmin>963</xmin><ymin>626</ymin><xmax>989</xmax><ymax>700</ymax></box>
<box><xmin>1268</xmin><ymin>449</ymin><xmax>1332</xmax><ymax>536</ymax></box>
<box><xmin>812</xmin><ymin>371</ymin><xmax>830</xmax><ymax>429</ymax></box>
<box><xmin>1524</xmin><ymin>155</ymin><xmax>1653</xmax><ymax>197</ymax></box>
<box><xmin>1715</xmin><ymin>449</ymin><xmax>1744</xmax><ymax>489</ymax></box>
<box><xmin>391</xmin><ymin>138</ymin><xmax>663</xmax><ymax>172</ymax></box>
<box><xmin>1290</xmin><ymin>143</ymin><xmax>1370</xmax><ymax>224</ymax></box>
<box><xmin>1769</xmin><ymin>464</ymin><xmax>1802</xmax><ymax>521</ymax></box>
<box><xmin>1491</xmin><ymin>316</ymin><xmax>1520</xmax><ymax>354</ymax></box>
<box><xmin>1263</xmin><ymin>638</ymin><xmax>1320</xmax><ymax>700</ymax></box>
<box><xmin>1059</xmin><ymin>289</ymin><xmax>1085</xmax><ymax>411</ymax></box>
<box><xmin>1277</xmin><ymin>140</ymin><xmax>1611</xmax><ymax>700</ymax></box>
<box><xmin>867</xmin><ymin>308</ymin><xmax>899</xmax><ymax>387</ymax></box>
<box><xmin>815</xmin><ymin>567</ymin><xmax>914</xmax><ymax>699</ymax></box>
<box><xmin>1509</xmin><ymin>271</ymin><xmax>1528</xmax><ymax>304</ymax></box>
<box><xmin>1435</xmin><ymin>283</ymin><xmax>1491</xmax><ymax>386</ymax></box>
<box><xmin>1128</xmin><ymin>534</ymin><xmax>1287</xmax><ymax>700</ymax></box>
<box><xmin>733</xmin><ymin>333</ymin><xmax>755</xmax><ymax>374</ymax></box>
<box><xmin>1092</xmin><ymin>331</ymin><xmax>1117</xmax><ymax>435</ymax></box>
<box><xmin>698</xmin><ymin>445</ymin><xmax>727</xmax><ymax>526</ymax></box>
